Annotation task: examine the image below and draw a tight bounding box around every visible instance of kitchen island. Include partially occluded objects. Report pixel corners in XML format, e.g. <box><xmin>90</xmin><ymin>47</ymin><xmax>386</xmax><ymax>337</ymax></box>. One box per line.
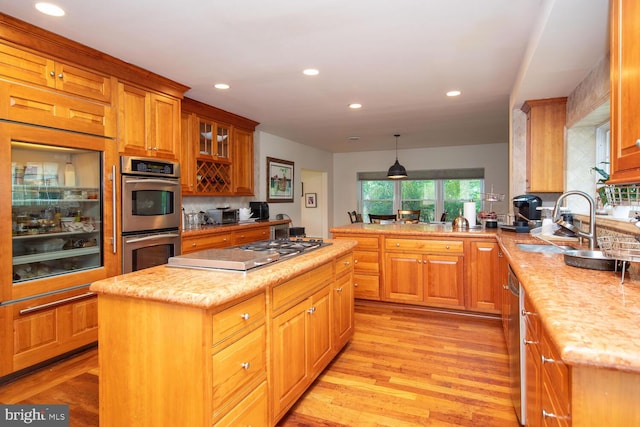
<box><xmin>90</xmin><ymin>239</ymin><xmax>356</xmax><ymax>427</ymax></box>
<box><xmin>497</xmin><ymin>230</ymin><xmax>640</xmax><ymax>426</ymax></box>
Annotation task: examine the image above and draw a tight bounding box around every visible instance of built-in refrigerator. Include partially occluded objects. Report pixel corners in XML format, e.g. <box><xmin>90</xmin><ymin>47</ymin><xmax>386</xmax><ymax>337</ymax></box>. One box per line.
<box><xmin>0</xmin><ymin>121</ymin><xmax>118</xmax><ymax>378</ymax></box>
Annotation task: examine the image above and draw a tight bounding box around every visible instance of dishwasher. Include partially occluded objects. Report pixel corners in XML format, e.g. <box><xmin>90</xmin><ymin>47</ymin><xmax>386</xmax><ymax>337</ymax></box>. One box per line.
<box><xmin>508</xmin><ymin>265</ymin><xmax>525</xmax><ymax>426</ymax></box>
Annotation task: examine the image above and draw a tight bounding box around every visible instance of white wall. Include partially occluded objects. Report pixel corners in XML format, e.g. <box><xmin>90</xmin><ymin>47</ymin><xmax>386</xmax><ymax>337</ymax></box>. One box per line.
<box><xmin>255</xmin><ymin>131</ymin><xmax>334</xmax><ymax>231</ymax></box>
<box><xmin>332</xmin><ymin>143</ymin><xmax>510</xmax><ymax>227</ymax></box>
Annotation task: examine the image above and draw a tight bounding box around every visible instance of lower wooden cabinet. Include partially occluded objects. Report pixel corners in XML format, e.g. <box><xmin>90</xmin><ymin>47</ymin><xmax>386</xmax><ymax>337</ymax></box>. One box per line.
<box><xmin>468</xmin><ymin>240</ymin><xmax>502</xmax><ymax>313</ymax></box>
<box><xmin>523</xmin><ymin>292</ymin><xmax>571</xmax><ymax>426</ymax></box>
<box><xmin>181</xmin><ymin>225</ymin><xmax>271</xmax><ymax>254</ymax></box>
<box><xmin>0</xmin><ymin>288</ymin><xmax>97</xmax><ymax>377</ymax></box>
<box><xmin>332</xmin><ymin>233</ymin><xmax>381</xmax><ymax>300</ymax></box>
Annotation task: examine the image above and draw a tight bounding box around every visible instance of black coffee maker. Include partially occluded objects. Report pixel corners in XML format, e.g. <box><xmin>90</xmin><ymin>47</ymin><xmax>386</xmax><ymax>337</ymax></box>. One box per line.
<box><xmin>512</xmin><ymin>194</ymin><xmax>542</xmax><ymax>228</ymax></box>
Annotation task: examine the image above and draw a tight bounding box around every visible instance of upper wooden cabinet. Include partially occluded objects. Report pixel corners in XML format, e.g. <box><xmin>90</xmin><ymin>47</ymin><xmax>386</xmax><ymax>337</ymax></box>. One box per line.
<box><xmin>0</xmin><ymin>42</ymin><xmax>113</xmax><ymax>104</ymax></box>
<box><xmin>609</xmin><ymin>0</ymin><xmax>640</xmax><ymax>183</ymax></box>
<box><xmin>117</xmin><ymin>82</ymin><xmax>181</xmax><ymax>160</ymax></box>
<box><xmin>521</xmin><ymin>97</ymin><xmax>567</xmax><ymax>193</ymax></box>
<box><xmin>181</xmin><ymin>97</ymin><xmax>258</xmax><ymax>196</ymax></box>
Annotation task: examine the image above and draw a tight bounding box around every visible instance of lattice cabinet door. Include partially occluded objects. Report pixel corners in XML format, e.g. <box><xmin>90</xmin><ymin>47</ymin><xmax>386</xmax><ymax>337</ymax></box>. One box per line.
<box><xmin>196</xmin><ymin>159</ymin><xmax>232</xmax><ymax>194</ymax></box>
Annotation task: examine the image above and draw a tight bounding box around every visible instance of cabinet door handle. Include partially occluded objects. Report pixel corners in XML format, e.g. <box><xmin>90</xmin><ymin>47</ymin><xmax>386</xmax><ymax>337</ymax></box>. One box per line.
<box><xmin>49</xmin><ymin>71</ymin><xmax>55</xmax><ymax>77</ymax></box>
<box><xmin>541</xmin><ymin>355</ymin><xmax>555</xmax><ymax>364</ymax></box>
<box><xmin>343</xmin><ymin>260</ymin><xmax>350</xmax><ymax>265</ymax></box>
<box><xmin>521</xmin><ymin>309</ymin><xmax>536</xmax><ymax>317</ymax></box>
<box><xmin>336</xmin><ymin>287</ymin><xmax>343</xmax><ymax>293</ymax></box>
<box><xmin>58</xmin><ymin>73</ymin><xmax>63</xmax><ymax>79</ymax></box>
<box><xmin>19</xmin><ymin>292</ymin><xmax>95</xmax><ymax>315</ymax></box>
<box><xmin>502</xmin><ymin>285</ymin><xmax>509</xmax><ymax>290</ymax></box>
<box><xmin>523</xmin><ymin>339</ymin><xmax>538</xmax><ymax>346</ymax></box>
<box><xmin>446</xmin><ymin>245</ymin><xmax>450</xmax><ymax>249</ymax></box>
<box><xmin>636</xmin><ymin>139</ymin><xmax>640</xmax><ymax>148</ymax></box>
<box><xmin>307</xmin><ymin>306</ymin><xmax>316</xmax><ymax>314</ymax></box>
<box><xmin>354</xmin><ymin>259</ymin><xmax>359</xmax><ymax>264</ymax></box>
<box><xmin>240</xmin><ymin>313</ymin><xmax>250</xmax><ymax>320</ymax></box>
<box><xmin>241</xmin><ymin>362</ymin><xmax>250</xmax><ymax>370</ymax></box>
<box><xmin>354</xmin><ymin>283</ymin><xmax>359</xmax><ymax>287</ymax></box>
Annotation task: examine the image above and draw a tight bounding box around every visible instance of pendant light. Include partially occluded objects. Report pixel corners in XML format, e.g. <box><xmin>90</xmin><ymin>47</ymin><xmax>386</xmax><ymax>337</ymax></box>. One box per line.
<box><xmin>387</xmin><ymin>134</ymin><xmax>407</xmax><ymax>179</ymax></box>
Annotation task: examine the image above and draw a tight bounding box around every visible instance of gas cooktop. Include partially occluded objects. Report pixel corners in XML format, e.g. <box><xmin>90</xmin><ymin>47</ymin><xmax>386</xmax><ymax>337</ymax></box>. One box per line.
<box><xmin>167</xmin><ymin>238</ymin><xmax>330</xmax><ymax>271</ymax></box>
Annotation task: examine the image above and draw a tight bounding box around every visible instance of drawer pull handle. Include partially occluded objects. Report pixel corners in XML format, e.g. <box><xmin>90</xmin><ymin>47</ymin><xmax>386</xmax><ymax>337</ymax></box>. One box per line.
<box><xmin>446</xmin><ymin>245</ymin><xmax>450</xmax><ymax>249</ymax></box>
<box><xmin>523</xmin><ymin>339</ymin><xmax>538</xmax><ymax>346</ymax></box>
<box><xmin>49</xmin><ymin>71</ymin><xmax>55</xmax><ymax>77</ymax></box>
<box><xmin>240</xmin><ymin>313</ymin><xmax>250</xmax><ymax>320</ymax></box>
<box><xmin>354</xmin><ymin>283</ymin><xmax>359</xmax><ymax>287</ymax></box>
<box><xmin>336</xmin><ymin>287</ymin><xmax>343</xmax><ymax>293</ymax></box>
<box><xmin>396</xmin><ymin>243</ymin><xmax>400</xmax><ymax>247</ymax></box>
<box><xmin>343</xmin><ymin>260</ymin><xmax>350</xmax><ymax>265</ymax></box>
<box><xmin>241</xmin><ymin>362</ymin><xmax>250</xmax><ymax>370</ymax></box>
<box><xmin>502</xmin><ymin>285</ymin><xmax>509</xmax><ymax>290</ymax></box>
<box><xmin>541</xmin><ymin>355</ymin><xmax>555</xmax><ymax>364</ymax></box>
<box><xmin>307</xmin><ymin>306</ymin><xmax>316</xmax><ymax>314</ymax></box>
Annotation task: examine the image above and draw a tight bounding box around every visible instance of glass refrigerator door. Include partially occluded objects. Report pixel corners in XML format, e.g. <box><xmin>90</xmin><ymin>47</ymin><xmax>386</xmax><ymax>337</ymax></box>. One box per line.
<box><xmin>11</xmin><ymin>142</ymin><xmax>103</xmax><ymax>284</ymax></box>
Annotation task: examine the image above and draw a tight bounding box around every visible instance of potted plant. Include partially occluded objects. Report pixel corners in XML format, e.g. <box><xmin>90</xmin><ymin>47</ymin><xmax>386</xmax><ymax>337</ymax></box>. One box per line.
<box><xmin>591</xmin><ymin>162</ymin><xmax>609</xmax><ymax>206</ymax></box>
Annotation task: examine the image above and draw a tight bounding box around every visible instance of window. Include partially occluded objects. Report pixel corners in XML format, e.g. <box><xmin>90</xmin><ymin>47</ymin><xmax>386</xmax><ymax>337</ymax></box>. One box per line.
<box><xmin>358</xmin><ymin>169</ymin><xmax>484</xmax><ymax>223</ymax></box>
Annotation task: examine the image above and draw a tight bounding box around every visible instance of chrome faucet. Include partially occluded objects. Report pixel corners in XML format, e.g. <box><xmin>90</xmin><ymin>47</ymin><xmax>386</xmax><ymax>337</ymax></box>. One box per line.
<box><xmin>552</xmin><ymin>190</ymin><xmax>596</xmax><ymax>250</ymax></box>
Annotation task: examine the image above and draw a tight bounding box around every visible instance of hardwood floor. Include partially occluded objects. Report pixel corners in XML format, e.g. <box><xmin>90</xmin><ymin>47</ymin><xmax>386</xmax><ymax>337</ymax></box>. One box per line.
<box><xmin>0</xmin><ymin>301</ymin><xmax>518</xmax><ymax>427</ymax></box>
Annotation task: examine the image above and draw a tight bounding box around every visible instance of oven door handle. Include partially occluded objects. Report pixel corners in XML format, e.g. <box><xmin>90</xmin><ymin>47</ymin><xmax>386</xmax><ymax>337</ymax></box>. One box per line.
<box><xmin>123</xmin><ymin>178</ymin><xmax>180</xmax><ymax>186</ymax></box>
<box><xmin>125</xmin><ymin>233</ymin><xmax>181</xmax><ymax>244</ymax></box>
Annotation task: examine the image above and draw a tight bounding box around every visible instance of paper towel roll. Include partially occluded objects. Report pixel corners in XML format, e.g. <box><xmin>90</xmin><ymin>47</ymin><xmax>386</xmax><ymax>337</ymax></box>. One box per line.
<box><xmin>464</xmin><ymin>202</ymin><xmax>476</xmax><ymax>226</ymax></box>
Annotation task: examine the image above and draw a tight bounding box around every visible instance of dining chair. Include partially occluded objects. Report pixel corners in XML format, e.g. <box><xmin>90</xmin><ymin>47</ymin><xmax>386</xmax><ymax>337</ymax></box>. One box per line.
<box><xmin>368</xmin><ymin>214</ymin><xmax>397</xmax><ymax>223</ymax></box>
<box><xmin>348</xmin><ymin>211</ymin><xmax>363</xmax><ymax>223</ymax></box>
<box><xmin>398</xmin><ymin>209</ymin><xmax>421</xmax><ymax>223</ymax></box>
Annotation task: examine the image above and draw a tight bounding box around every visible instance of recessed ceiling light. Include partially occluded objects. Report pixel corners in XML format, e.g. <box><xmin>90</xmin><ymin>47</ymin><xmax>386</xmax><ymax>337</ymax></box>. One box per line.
<box><xmin>35</xmin><ymin>2</ymin><xmax>65</xmax><ymax>16</ymax></box>
<box><xmin>446</xmin><ymin>90</ymin><xmax>461</xmax><ymax>97</ymax></box>
<box><xmin>214</xmin><ymin>83</ymin><xmax>230</xmax><ymax>90</ymax></box>
<box><xmin>348</xmin><ymin>103</ymin><xmax>362</xmax><ymax>109</ymax></box>
<box><xmin>303</xmin><ymin>69</ymin><xmax>319</xmax><ymax>76</ymax></box>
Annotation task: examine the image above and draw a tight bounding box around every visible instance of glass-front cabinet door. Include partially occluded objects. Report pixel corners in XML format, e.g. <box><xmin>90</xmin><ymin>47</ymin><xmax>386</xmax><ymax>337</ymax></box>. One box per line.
<box><xmin>198</xmin><ymin>119</ymin><xmax>230</xmax><ymax>159</ymax></box>
<box><xmin>0</xmin><ymin>122</ymin><xmax>118</xmax><ymax>302</ymax></box>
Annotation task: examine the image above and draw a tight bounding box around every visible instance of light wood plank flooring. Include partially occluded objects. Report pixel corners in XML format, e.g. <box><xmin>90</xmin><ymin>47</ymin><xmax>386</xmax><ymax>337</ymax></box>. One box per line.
<box><xmin>0</xmin><ymin>301</ymin><xmax>518</xmax><ymax>426</ymax></box>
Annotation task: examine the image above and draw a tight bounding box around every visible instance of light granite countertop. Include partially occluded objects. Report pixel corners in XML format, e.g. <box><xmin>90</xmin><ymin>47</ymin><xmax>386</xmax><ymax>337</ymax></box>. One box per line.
<box><xmin>497</xmin><ymin>230</ymin><xmax>640</xmax><ymax>373</ymax></box>
<box><xmin>330</xmin><ymin>222</ymin><xmax>498</xmax><ymax>238</ymax></box>
<box><xmin>90</xmin><ymin>239</ymin><xmax>356</xmax><ymax>310</ymax></box>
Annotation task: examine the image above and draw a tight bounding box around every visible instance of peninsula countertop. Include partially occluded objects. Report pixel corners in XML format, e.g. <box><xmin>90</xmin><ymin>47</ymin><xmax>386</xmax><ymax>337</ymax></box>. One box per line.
<box><xmin>498</xmin><ymin>230</ymin><xmax>640</xmax><ymax>373</ymax></box>
<box><xmin>330</xmin><ymin>222</ymin><xmax>498</xmax><ymax>238</ymax></box>
<box><xmin>90</xmin><ymin>239</ymin><xmax>356</xmax><ymax>310</ymax></box>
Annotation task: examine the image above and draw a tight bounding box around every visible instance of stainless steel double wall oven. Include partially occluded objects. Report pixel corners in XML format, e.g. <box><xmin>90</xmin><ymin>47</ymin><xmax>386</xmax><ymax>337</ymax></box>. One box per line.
<box><xmin>121</xmin><ymin>156</ymin><xmax>181</xmax><ymax>273</ymax></box>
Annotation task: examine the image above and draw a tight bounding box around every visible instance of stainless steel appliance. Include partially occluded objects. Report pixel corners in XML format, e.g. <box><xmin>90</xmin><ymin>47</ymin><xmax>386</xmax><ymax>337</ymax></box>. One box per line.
<box><xmin>121</xmin><ymin>156</ymin><xmax>181</xmax><ymax>233</ymax></box>
<box><xmin>249</xmin><ymin>201</ymin><xmax>269</xmax><ymax>221</ymax></box>
<box><xmin>508</xmin><ymin>265</ymin><xmax>526</xmax><ymax>425</ymax></box>
<box><xmin>168</xmin><ymin>239</ymin><xmax>329</xmax><ymax>271</ymax></box>
<box><xmin>121</xmin><ymin>156</ymin><xmax>181</xmax><ymax>273</ymax></box>
<box><xmin>206</xmin><ymin>209</ymin><xmax>239</xmax><ymax>225</ymax></box>
<box><xmin>270</xmin><ymin>222</ymin><xmax>290</xmax><ymax>239</ymax></box>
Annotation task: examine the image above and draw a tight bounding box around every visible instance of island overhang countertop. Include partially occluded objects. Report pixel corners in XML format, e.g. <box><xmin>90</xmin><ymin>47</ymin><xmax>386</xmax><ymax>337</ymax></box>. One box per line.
<box><xmin>90</xmin><ymin>239</ymin><xmax>356</xmax><ymax>310</ymax></box>
<box><xmin>329</xmin><ymin>222</ymin><xmax>498</xmax><ymax>237</ymax></box>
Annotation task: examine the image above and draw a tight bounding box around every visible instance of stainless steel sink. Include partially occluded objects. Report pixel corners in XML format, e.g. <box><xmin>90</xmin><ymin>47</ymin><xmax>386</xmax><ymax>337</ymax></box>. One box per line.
<box><xmin>563</xmin><ymin>250</ymin><xmax>621</xmax><ymax>271</ymax></box>
<box><xmin>516</xmin><ymin>243</ymin><xmax>575</xmax><ymax>254</ymax></box>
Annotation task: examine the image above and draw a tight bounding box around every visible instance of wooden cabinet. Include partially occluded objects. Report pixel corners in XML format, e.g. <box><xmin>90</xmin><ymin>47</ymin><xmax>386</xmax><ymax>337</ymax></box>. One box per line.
<box><xmin>609</xmin><ymin>0</ymin><xmax>640</xmax><ymax>183</ymax></box>
<box><xmin>117</xmin><ymin>82</ymin><xmax>181</xmax><ymax>160</ymax></box>
<box><xmin>233</xmin><ymin>127</ymin><xmax>255</xmax><ymax>195</ymax></box>
<box><xmin>98</xmin><ymin>291</ymin><xmax>268</xmax><ymax>427</ymax></box>
<box><xmin>332</xmin><ymin>233</ymin><xmax>381</xmax><ymax>300</ymax></box>
<box><xmin>333</xmin><ymin>252</ymin><xmax>354</xmax><ymax>351</ymax></box>
<box><xmin>180</xmin><ymin>111</ymin><xmax>197</xmax><ymax>194</ymax></box>
<box><xmin>231</xmin><ymin>226</ymin><xmax>270</xmax><ymax>245</ymax></box>
<box><xmin>181</xmin><ymin>232</ymin><xmax>233</xmax><ymax>254</ymax></box>
<box><xmin>499</xmin><ymin>250</ymin><xmax>510</xmax><ymax>342</ymax></box>
<box><xmin>468</xmin><ymin>239</ymin><xmax>502</xmax><ymax>314</ymax></box>
<box><xmin>270</xmin><ymin>258</ymin><xmax>353</xmax><ymax>425</ymax></box>
<box><xmin>521</xmin><ymin>98</ymin><xmax>567</xmax><ymax>192</ymax></box>
<box><xmin>181</xmin><ymin>97</ymin><xmax>258</xmax><ymax>196</ymax></box>
<box><xmin>384</xmin><ymin>238</ymin><xmax>464</xmax><ymax>309</ymax></box>
<box><xmin>0</xmin><ymin>289</ymin><xmax>97</xmax><ymax>377</ymax></box>
<box><xmin>0</xmin><ymin>42</ymin><xmax>113</xmax><ymax>104</ymax></box>
<box><xmin>523</xmin><ymin>292</ymin><xmax>571</xmax><ymax>427</ymax></box>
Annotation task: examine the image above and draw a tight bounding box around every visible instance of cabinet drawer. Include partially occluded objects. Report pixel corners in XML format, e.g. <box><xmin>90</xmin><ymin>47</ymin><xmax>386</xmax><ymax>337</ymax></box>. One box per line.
<box><xmin>385</xmin><ymin>238</ymin><xmax>463</xmax><ymax>253</ymax></box>
<box><xmin>182</xmin><ymin>233</ymin><xmax>232</xmax><ymax>253</ymax></box>
<box><xmin>214</xmin><ymin>381</ymin><xmax>267</xmax><ymax>427</ymax></box>
<box><xmin>212</xmin><ymin>293</ymin><xmax>265</xmax><ymax>345</ymax></box>
<box><xmin>212</xmin><ymin>325</ymin><xmax>266</xmax><ymax>411</ymax></box>
<box><xmin>541</xmin><ymin>329</ymin><xmax>570</xmax><ymax>403</ymax></box>
<box><xmin>232</xmin><ymin>227</ymin><xmax>269</xmax><ymax>245</ymax></box>
<box><xmin>335</xmin><ymin>252</ymin><xmax>353</xmax><ymax>277</ymax></box>
<box><xmin>272</xmin><ymin>262</ymin><xmax>333</xmax><ymax>312</ymax></box>
<box><xmin>353</xmin><ymin>274</ymin><xmax>380</xmax><ymax>300</ymax></box>
<box><xmin>353</xmin><ymin>250</ymin><xmax>379</xmax><ymax>274</ymax></box>
<box><xmin>523</xmin><ymin>293</ymin><xmax>540</xmax><ymax>339</ymax></box>
<box><xmin>334</xmin><ymin>234</ymin><xmax>379</xmax><ymax>250</ymax></box>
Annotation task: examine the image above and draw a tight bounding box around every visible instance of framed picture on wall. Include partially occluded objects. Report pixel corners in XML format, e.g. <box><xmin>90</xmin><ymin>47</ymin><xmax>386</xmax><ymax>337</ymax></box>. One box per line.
<box><xmin>267</xmin><ymin>157</ymin><xmax>294</xmax><ymax>203</ymax></box>
<box><xmin>305</xmin><ymin>193</ymin><xmax>317</xmax><ymax>208</ymax></box>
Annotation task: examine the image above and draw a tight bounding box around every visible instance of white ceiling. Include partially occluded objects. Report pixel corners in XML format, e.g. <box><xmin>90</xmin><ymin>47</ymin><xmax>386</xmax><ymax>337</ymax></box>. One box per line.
<box><xmin>0</xmin><ymin>0</ymin><xmax>609</xmax><ymax>153</ymax></box>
